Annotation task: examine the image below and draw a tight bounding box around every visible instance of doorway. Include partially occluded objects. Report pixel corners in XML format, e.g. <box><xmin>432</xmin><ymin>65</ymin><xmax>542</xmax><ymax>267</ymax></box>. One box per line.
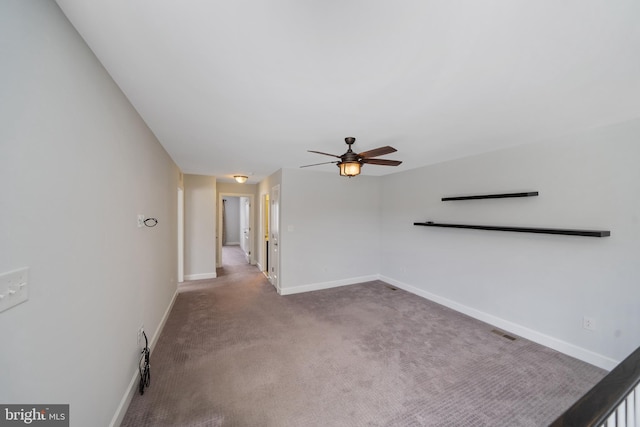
<box><xmin>221</xmin><ymin>197</ymin><xmax>244</xmax><ymax>266</ymax></box>
<box><xmin>217</xmin><ymin>193</ymin><xmax>255</xmax><ymax>269</ymax></box>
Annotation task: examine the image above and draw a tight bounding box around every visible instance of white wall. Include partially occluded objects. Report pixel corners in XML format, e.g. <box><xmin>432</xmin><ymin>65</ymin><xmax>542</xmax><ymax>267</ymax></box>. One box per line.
<box><xmin>279</xmin><ymin>168</ymin><xmax>381</xmax><ymax>294</ymax></box>
<box><xmin>380</xmin><ymin>119</ymin><xmax>640</xmax><ymax>368</ymax></box>
<box><xmin>184</xmin><ymin>174</ymin><xmax>217</xmax><ymax>280</ymax></box>
<box><xmin>0</xmin><ymin>1</ymin><xmax>179</xmax><ymax>425</ymax></box>
<box><xmin>223</xmin><ymin>197</ymin><xmax>241</xmax><ymax>244</ymax></box>
<box><xmin>217</xmin><ymin>182</ymin><xmax>259</xmax><ymax>197</ymax></box>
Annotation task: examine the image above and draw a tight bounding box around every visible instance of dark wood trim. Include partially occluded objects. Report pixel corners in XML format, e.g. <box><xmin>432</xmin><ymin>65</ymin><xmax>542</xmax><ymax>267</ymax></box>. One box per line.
<box><xmin>413</xmin><ymin>222</ymin><xmax>610</xmax><ymax>237</ymax></box>
<box><xmin>550</xmin><ymin>346</ymin><xmax>640</xmax><ymax>426</ymax></box>
<box><xmin>441</xmin><ymin>191</ymin><xmax>539</xmax><ymax>201</ymax></box>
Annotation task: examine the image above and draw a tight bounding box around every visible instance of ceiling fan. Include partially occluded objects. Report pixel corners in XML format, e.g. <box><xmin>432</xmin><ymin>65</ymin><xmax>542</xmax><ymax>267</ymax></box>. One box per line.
<box><xmin>301</xmin><ymin>137</ymin><xmax>402</xmax><ymax>177</ymax></box>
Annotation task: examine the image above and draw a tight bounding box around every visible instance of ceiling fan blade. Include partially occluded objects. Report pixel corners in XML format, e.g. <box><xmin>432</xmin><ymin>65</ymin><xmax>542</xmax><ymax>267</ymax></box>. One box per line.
<box><xmin>357</xmin><ymin>146</ymin><xmax>397</xmax><ymax>159</ymax></box>
<box><xmin>308</xmin><ymin>150</ymin><xmax>341</xmax><ymax>158</ymax></box>
<box><xmin>361</xmin><ymin>158</ymin><xmax>403</xmax><ymax>166</ymax></box>
<box><xmin>300</xmin><ymin>161</ymin><xmax>339</xmax><ymax>168</ymax></box>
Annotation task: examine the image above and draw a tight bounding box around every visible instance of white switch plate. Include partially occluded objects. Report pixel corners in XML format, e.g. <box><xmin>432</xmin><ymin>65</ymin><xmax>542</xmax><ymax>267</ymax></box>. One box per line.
<box><xmin>0</xmin><ymin>267</ymin><xmax>29</xmax><ymax>313</ymax></box>
<box><xmin>137</xmin><ymin>214</ymin><xmax>145</xmax><ymax>228</ymax></box>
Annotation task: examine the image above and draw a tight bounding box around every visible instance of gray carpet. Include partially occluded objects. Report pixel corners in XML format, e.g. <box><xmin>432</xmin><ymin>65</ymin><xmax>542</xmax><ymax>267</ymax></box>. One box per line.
<box><xmin>221</xmin><ymin>244</ymin><xmax>249</xmax><ymax>267</ymax></box>
<box><xmin>122</xmin><ymin>246</ymin><xmax>605</xmax><ymax>426</ymax></box>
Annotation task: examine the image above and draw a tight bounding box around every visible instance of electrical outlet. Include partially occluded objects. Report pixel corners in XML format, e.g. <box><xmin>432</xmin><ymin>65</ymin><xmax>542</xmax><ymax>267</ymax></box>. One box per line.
<box><xmin>137</xmin><ymin>325</ymin><xmax>144</xmax><ymax>344</ymax></box>
<box><xmin>583</xmin><ymin>316</ymin><xmax>596</xmax><ymax>331</ymax></box>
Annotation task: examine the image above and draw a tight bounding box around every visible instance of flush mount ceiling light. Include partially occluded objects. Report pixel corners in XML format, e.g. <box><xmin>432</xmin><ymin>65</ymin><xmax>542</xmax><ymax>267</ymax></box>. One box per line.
<box><xmin>234</xmin><ymin>175</ymin><xmax>248</xmax><ymax>184</ymax></box>
<box><xmin>300</xmin><ymin>137</ymin><xmax>402</xmax><ymax>178</ymax></box>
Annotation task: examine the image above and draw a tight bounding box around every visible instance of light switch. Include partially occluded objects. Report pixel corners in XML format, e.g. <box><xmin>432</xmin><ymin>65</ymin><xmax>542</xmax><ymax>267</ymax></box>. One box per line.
<box><xmin>0</xmin><ymin>267</ymin><xmax>29</xmax><ymax>313</ymax></box>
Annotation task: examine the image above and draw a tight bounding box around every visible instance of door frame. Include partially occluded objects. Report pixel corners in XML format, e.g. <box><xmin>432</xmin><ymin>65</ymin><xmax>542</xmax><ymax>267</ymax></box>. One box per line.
<box><xmin>258</xmin><ymin>192</ymin><xmax>269</xmax><ymax>276</ymax></box>
<box><xmin>217</xmin><ymin>192</ymin><xmax>255</xmax><ymax>268</ymax></box>
<box><xmin>177</xmin><ymin>187</ymin><xmax>184</xmax><ymax>283</ymax></box>
<box><xmin>269</xmin><ymin>185</ymin><xmax>280</xmax><ymax>291</ymax></box>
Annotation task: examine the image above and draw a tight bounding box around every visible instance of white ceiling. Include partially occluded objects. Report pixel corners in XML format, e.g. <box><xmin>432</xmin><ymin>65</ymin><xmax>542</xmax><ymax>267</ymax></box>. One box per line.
<box><xmin>56</xmin><ymin>0</ymin><xmax>640</xmax><ymax>184</ymax></box>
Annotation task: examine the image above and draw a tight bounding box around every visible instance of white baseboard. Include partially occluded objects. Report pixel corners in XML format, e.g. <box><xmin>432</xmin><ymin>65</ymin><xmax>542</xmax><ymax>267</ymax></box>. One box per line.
<box><xmin>184</xmin><ymin>272</ymin><xmax>217</xmax><ymax>280</ymax></box>
<box><xmin>224</xmin><ymin>242</ymin><xmax>240</xmax><ymax>246</ymax></box>
<box><xmin>379</xmin><ymin>275</ymin><xmax>618</xmax><ymax>371</ymax></box>
<box><xmin>279</xmin><ymin>275</ymin><xmax>380</xmax><ymax>296</ymax></box>
<box><xmin>109</xmin><ymin>289</ymin><xmax>179</xmax><ymax>427</ymax></box>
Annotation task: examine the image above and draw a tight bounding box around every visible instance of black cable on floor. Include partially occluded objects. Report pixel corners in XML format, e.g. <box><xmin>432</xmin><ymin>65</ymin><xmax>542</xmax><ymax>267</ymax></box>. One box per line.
<box><xmin>139</xmin><ymin>331</ymin><xmax>151</xmax><ymax>395</ymax></box>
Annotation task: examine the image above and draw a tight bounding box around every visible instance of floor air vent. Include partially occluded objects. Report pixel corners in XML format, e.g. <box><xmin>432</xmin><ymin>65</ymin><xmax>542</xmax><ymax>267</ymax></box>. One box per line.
<box><xmin>491</xmin><ymin>329</ymin><xmax>517</xmax><ymax>341</ymax></box>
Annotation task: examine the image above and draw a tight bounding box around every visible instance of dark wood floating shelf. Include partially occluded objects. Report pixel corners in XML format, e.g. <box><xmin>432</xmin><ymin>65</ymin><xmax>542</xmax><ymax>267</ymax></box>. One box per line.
<box><xmin>413</xmin><ymin>222</ymin><xmax>610</xmax><ymax>237</ymax></box>
<box><xmin>442</xmin><ymin>191</ymin><xmax>539</xmax><ymax>201</ymax></box>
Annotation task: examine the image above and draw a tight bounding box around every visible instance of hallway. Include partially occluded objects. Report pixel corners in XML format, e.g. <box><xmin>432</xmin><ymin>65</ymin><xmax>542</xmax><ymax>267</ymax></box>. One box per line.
<box><xmin>221</xmin><ymin>245</ymin><xmax>248</xmax><ymax>267</ymax></box>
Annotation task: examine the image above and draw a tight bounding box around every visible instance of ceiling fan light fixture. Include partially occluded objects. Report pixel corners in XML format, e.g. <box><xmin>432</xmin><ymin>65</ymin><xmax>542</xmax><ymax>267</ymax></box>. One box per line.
<box><xmin>338</xmin><ymin>161</ymin><xmax>361</xmax><ymax>177</ymax></box>
<box><xmin>302</xmin><ymin>137</ymin><xmax>401</xmax><ymax>177</ymax></box>
<box><xmin>234</xmin><ymin>175</ymin><xmax>248</xmax><ymax>184</ymax></box>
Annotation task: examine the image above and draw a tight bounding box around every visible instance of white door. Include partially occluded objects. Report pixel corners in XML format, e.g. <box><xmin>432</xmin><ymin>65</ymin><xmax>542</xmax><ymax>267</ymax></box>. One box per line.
<box><xmin>261</xmin><ymin>193</ymin><xmax>269</xmax><ymax>275</ymax></box>
<box><xmin>269</xmin><ymin>185</ymin><xmax>280</xmax><ymax>290</ymax></box>
<box><xmin>241</xmin><ymin>197</ymin><xmax>250</xmax><ymax>262</ymax></box>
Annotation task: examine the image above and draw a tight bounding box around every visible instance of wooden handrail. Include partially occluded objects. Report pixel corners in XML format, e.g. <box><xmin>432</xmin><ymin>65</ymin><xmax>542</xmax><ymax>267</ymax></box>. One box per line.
<box><xmin>550</xmin><ymin>346</ymin><xmax>640</xmax><ymax>426</ymax></box>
